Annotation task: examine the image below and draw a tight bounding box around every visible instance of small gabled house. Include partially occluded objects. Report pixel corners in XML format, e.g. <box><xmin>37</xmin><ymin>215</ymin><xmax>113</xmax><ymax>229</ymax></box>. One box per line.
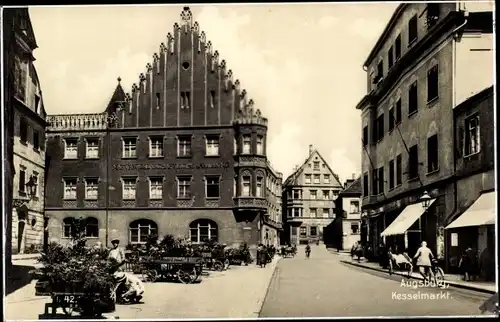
<box><xmin>282</xmin><ymin>145</ymin><xmax>343</xmax><ymax>245</ymax></box>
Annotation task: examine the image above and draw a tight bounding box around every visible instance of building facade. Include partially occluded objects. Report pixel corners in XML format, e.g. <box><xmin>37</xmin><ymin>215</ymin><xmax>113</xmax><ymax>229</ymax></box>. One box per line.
<box><xmin>356</xmin><ymin>3</ymin><xmax>494</xmax><ymax>263</ymax></box>
<box><xmin>44</xmin><ymin>7</ymin><xmax>281</xmax><ymax>256</ymax></box>
<box><xmin>339</xmin><ymin>177</ymin><xmax>362</xmax><ymax>250</ymax></box>
<box><xmin>262</xmin><ymin>161</ymin><xmax>283</xmax><ymax>247</ymax></box>
<box><xmin>4</xmin><ymin>8</ymin><xmax>48</xmax><ymax>256</ymax></box>
<box><xmin>445</xmin><ymin>86</ymin><xmax>495</xmax><ymax>280</ymax></box>
<box><xmin>282</xmin><ymin>145</ymin><xmax>343</xmax><ymax>245</ymax></box>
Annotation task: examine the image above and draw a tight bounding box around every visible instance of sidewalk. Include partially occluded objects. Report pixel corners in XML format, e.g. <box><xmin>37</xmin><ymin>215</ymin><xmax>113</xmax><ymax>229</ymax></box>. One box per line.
<box><xmin>339</xmin><ymin>257</ymin><xmax>496</xmax><ymax>294</ymax></box>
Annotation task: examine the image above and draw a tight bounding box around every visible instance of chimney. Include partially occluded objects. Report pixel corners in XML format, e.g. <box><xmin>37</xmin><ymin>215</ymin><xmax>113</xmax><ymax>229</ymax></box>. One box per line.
<box><xmin>309</xmin><ymin>144</ymin><xmax>313</xmax><ymax>155</ymax></box>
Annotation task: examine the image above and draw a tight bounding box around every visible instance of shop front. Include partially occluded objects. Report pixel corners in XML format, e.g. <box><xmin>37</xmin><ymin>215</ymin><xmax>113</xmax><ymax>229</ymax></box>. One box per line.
<box><xmin>445</xmin><ymin>191</ymin><xmax>496</xmax><ymax>281</ymax></box>
<box><xmin>381</xmin><ymin>197</ymin><xmax>436</xmax><ymax>257</ymax></box>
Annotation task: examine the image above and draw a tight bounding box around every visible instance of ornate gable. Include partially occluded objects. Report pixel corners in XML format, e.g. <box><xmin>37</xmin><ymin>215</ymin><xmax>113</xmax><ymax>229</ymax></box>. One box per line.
<box><xmin>108</xmin><ymin>6</ymin><xmax>266</xmax><ymax>128</ymax></box>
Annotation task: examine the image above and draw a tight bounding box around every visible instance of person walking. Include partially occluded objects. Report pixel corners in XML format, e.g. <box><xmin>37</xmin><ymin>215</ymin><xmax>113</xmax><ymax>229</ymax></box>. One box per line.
<box><xmin>257</xmin><ymin>244</ymin><xmax>268</xmax><ymax>268</ymax></box>
<box><xmin>305</xmin><ymin>243</ymin><xmax>311</xmax><ymax>259</ymax></box>
<box><xmin>413</xmin><ymin>241</ymin><xmax>435</xmax><ymax>283</ymax></box>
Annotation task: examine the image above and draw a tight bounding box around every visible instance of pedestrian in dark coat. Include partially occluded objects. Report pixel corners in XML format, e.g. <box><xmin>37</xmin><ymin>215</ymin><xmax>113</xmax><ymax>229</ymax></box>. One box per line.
<box><xmin>257</xmin><ymin>244</ymin><xmax>268</xmax><ymax>268</ymax></box>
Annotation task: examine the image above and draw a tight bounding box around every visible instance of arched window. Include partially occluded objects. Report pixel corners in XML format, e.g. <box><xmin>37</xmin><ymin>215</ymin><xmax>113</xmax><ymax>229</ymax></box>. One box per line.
<box><xmin>86</xmin><ymin>217</ymin><xmax>99</xmax><ymax>238</ymax></box>
<box><xmin>129</xmin><ymin>219</ymin><xmax>158</xmax><ymax>244</ymax></box>
<box><xmin>189</xmin><ymin>219</ymin><xmax>218</xmax><ymax>243</ymax></box>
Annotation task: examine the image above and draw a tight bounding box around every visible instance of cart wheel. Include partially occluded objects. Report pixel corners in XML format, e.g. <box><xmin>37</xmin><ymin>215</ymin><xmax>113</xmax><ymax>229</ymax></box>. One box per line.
<box><xmin>213</xmin><ymin>261</ymin><xmax>224</xmax><ymax>272</ymax></box>
<box><xmin>142</xmin><ymin>269</ymin><xmax>158</xmax><ymax>282</ymax></box>
<box><xmin>177</xmin><ymin>269</ymin><xmax>194</xmax><ymax>284</ymax></box>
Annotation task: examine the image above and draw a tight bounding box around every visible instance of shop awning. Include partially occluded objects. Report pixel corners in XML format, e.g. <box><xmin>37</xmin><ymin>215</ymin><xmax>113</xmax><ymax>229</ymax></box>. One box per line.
<box><xmin>445</xmin><ymin>191</ymin><xmax>496</xmax><ymax>229</ymax></box>
<box><xmin>381</xmin><ymin>199</ymin><xmax>436</xmax><ymax>237</ymax></box>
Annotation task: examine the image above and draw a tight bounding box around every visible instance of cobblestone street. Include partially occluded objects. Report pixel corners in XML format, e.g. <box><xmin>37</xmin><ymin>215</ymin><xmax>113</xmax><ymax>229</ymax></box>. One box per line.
<box><xmin>259</xmin><ymin>246</ymin><xmax>495</xmax><ymax>317</ymax></box>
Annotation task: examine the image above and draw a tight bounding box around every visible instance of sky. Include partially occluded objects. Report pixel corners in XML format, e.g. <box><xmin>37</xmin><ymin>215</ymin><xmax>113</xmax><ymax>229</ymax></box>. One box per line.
<box><xmin>29</xmin><ymin>3</ymin><xmax>399</xmax><ymax>183</ymax></box>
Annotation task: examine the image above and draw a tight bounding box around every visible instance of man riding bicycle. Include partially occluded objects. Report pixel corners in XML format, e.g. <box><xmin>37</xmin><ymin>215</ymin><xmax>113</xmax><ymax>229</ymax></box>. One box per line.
<box><xmin>413</xmin><ymin>241</ymin><xmax>436</xmax><ymax>283</ymax></box>
<box><xmin>305</xmin><ymin>243</ymin><xmax>311</xmax><ymax>259</ymax></box>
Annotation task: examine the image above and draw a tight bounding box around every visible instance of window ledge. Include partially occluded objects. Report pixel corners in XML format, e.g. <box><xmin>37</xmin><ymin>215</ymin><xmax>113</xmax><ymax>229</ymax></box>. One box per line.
<box><xmin>464</xmin><ymin>151</ymin><xmax>481</xmax><ymax>159</ymax></box>
<box><xmin>63</xmin><ymin>157</ymin><xmax>78</xmax><ymax>161</ymax></box>
<box><xmin>206</xmin><ymin>197</ymin><xmax>221</xmax><ymax>200</ymax></box>
<box><xmin>148</xmin><ymin>155</ymin><xmax>164</xmax><ymax>159</ymax></box>
<box><xmin>33</xmin><ymin>148</ymin><xmax>40</xmax><ymax>153</ymax></box>
<box><xmin>121</xmin><ymin>157</ymin><xmax>138</xmax><ymax>160</ymax></box>
<box><xmin>84</xmin><ymin>198</ymin><xmax>98</xmax><ymax>201</ymax></box>
<box><xmin>177</xmin><ymin>155</ymin><xmax>192</xmax><ymax>159</ymax></box>
<box><xmin>63</xmin><ymin>198</ymin><xmax>77</xmax><ymax>201</ymax></box>
<box><xmin>18</xmin><ymin>190</ymin><xmax>27</xmax><ymax>196</ymax></box>
<box><xmin>85</xmin><ymin>157</ymin><xmax>99</xmax><ymax>160</ymax></box>
<box><xmin>407</xmin><ymin>177</ymin><xmax>419</xmax><ymax>183</ymax></box>
<box><xmin>149</xmin><ymin>197</ymin><xmax>162</xmax><ymax>200</ymax></box>
<box><xmin>408</xmin><ymin>110</ymin><xmax>418</xmax><ymax>118</ymax></box>
<box><xmin>408</xmin><ymin>37</ymin><xmax>418</xmax><ymax>48</ymax></box>
<box><xmin>205</xmin><ymin>154</ymin><xmax>220</xmax><ymax>158</ymax></box>
<box><xmin>427</xmin><ymin>96</ymin><xmax>439</xmax><ymax>106</ymax></box>
<box><xmin>123</xmin><ymin>198</ymin><xmax>136</xmax><ymax>201</ymax></box>
<box><xmin>20</xmin><ymin>140</ymin><xmax>28</xmax><ymax>146</ymax></box>
<box><xmin>426</xmin><ymin>169</ymin><xmax>440</xmax><ymax>176</ymax></box>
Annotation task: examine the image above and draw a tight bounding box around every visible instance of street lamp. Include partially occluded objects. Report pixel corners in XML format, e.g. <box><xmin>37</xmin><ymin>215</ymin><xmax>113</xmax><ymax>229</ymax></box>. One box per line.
<box><xmin>25</xmin><ymin>175</ymin><xmax>38</xmax><ymax>199</ymax></box>
<box><xmin>420</xmin><ymin>191</ymin><xmax>432</xmax><ymax>210</ymax></box>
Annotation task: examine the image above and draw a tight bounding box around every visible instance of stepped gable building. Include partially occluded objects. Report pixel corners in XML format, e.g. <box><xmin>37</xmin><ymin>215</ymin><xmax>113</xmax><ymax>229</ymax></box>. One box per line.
<box><xmin>282</xmin><ymin>145</ymin><xmax>343</xmax><ymax>245</ymax></box>
<box><xmin>44</xmin><ymin>7</ymin><xmax>282</xmax><ymax>254</ymax></box>
<box><xmin>356</xmin><ymin>3</ymin><xmax>494</xmax><ymax>265</ymax></box>
<box><xmin>4</xmin><ymin>8</ymin><xmax>48</xmax><ymax>259</ymax></box>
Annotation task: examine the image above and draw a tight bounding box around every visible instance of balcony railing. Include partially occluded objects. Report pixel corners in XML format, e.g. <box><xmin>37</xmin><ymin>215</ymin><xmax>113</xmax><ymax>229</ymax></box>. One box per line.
<box><xmin>47</xmin><ymin>113</ymin><xmax>108</xmax><ymax>131</ymax></box>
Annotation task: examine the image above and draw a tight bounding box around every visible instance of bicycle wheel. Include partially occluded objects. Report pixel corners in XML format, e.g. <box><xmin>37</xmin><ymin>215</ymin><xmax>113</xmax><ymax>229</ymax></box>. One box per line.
<box><xmin>435</xmin><ymin>267</ymin><xmax>445</xmax><ymax>285</ymax></box>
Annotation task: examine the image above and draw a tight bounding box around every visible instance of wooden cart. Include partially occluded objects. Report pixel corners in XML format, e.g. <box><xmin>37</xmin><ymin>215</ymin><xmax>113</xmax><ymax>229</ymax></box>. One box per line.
<box><xmin>141</xmin><ymin>256</ymin><xmax>204</xmax><ymax>284</ymax></box>
<box><xmin>36</xmin><ymin>281</ymin><xmax>115</xmax><ymax>318</ymax></box>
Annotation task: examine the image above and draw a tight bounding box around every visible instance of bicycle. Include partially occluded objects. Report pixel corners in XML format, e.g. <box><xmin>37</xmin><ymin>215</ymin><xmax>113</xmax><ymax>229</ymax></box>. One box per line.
<box><xmin>431</xmin><ymin>259</ymin><xmax>445</xmax><ymax>286</ymax></box>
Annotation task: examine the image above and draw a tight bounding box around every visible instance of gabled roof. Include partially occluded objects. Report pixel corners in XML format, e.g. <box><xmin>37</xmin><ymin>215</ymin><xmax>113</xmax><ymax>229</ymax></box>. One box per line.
<box><xmin>340</xmin><ymin>177</ymin><xmax>362</xmax><ymax>196</ymax></box>
<box><xmin>14</xmin><ymin>8</ymin><xmax>38</xmax><ymax>50</ymax></box>
<box><xmin>284</xmin><ymin>149</ymin><xmax>343</xmax><ymax>188</ymax></box>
